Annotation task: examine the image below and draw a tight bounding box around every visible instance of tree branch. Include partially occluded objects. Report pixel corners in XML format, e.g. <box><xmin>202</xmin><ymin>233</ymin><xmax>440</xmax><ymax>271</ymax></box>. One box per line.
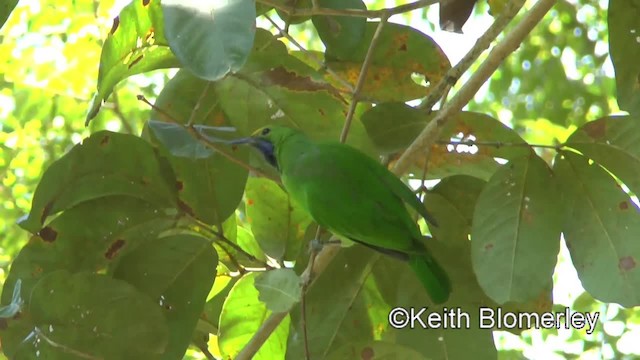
<box><xmin>258</xmin><ymin>0</ymin><xmax>437</xmax><ymax>18</ymax></box>
<box><xmin>392</xmin><ymin>0</ymin><xmax>557</xmax><ymax>175</ymax></box>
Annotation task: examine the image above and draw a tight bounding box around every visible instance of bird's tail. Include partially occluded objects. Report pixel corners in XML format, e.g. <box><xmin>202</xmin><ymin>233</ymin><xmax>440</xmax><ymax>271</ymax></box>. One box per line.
<box><xmin>408</xmin><ymin>253</ymin><xmax>451</xmax><ymax>304</ymax></box>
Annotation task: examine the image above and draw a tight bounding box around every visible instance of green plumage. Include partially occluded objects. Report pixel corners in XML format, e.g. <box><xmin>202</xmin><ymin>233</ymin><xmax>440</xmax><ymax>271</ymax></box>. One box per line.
<box><xmin>234</xmin><ymin>125</ymin><xmax>451</xmax><ymax>304</ymax></box>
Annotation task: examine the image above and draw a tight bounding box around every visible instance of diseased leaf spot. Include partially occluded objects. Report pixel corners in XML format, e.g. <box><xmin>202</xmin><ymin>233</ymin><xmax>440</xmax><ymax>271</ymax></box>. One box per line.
<box><xmin>318</xmin><ymin>108</ymin><xmax>325</xmax><ymax>116</ymax></box>
<box><xmin>39</xmin><ymin>226</ymin><xmax>58</xmax><ymax>242</ymax></box>
<box><xmin>176</xmin><ymin>181</ymin><xmax>184</xmax><ymax>191</ymax></box>
<box><xmin>128</xmin><ymin>54</ymin><xmax>144</xmax><ymax>69</ymax></box>
<box><xmin>361</xmin><ymin>346</ymin><xmax>374</xmax><ymax>360</ymax></box>
<box><xmin>484</xmin><ymin>243</ymin><xmax>494</xmax><ymax>251</ymax></box>
<box><xmin>100</xmin><ymin>135</ymin><xmax>110</xmax><ymax>146</ymax></box>
<box><xmin>247</xmin><ymin>199</ymin><xmax>255</xmax><ymax>206</ymax></box>
<box><xmin>398</xmin><ymin>43</ymin><xmax>407</xmax><ymax>51</ymax></box>
<box><xmin>32</xmin><ymin>265</ymin><xmax>43</xmax><ymax>277</ymax></box>
<box><xmin>110</xmin><ymin>16</ymin><xmax>120</xmax><ymax>35</ymax></box>
<box><xmin>619</xmin><ymin>256</ymin><xmax>636</xmax><ymax>271</ymax></box>
<box><xmin>105</xmin><ymin>239</ymin><xmax>126</xmax><ymax>259</ymax></box>
<box><xmin>619</xmin><ymin>201</ymin><xmax>629</xmax><ymax>210</ymax></box>
<box><xmin>583</xmin><ymin>120</ymin><xmax>606</xmax><ymax>139</ymax></box>
<box><xmin>262</xmin><ymin>67</ymin><xmax>343</xmax><ymax>100</ymax></box>
<box><xmin>142</xmin><ymin>0</ymin><xmax>151</xmax><ymax>6</ymax></box>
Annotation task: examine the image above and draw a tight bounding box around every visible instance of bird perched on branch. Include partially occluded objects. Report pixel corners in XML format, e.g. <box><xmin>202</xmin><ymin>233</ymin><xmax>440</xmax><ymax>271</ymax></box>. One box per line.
<box><xmin>231</xmin><ymin>125</ymin><xmax>451</xmax><ymax>304</ymax></box>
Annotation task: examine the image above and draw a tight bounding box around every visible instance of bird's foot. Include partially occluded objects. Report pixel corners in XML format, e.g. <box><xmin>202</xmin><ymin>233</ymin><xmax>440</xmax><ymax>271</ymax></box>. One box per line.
<box><xmin>308</xmin><ymin>238</ymin><xmax>341</xmax><ymax>254</ymax></box>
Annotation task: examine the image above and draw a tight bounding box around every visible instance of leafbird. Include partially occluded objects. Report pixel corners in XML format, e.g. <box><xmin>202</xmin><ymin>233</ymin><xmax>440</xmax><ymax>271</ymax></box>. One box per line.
<box><xmin>231</xmin><ymin>125</ymin><xmax>451</xmax><ymax>304</ymax></box>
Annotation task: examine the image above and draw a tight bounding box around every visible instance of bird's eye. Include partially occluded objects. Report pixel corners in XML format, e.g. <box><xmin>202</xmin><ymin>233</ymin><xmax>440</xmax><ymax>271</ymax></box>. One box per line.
<box><xmin>261</xmin><ymin>128</ymin><xmax>271</xmax><ymax>136</ymax></box>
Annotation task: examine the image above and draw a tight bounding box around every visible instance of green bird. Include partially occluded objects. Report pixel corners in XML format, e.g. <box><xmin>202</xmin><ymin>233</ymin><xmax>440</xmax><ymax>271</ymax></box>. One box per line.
<box><xmin>232</xmin><ymin>125</ymin><xmax>451</xmax><ymax>304</ymax></box>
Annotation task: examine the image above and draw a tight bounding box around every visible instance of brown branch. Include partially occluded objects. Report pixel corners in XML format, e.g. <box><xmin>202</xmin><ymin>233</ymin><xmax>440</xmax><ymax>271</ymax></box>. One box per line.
<box><xmin>258</xmin><ymin>0</ymin><xmax>437</xmax><ymax>18</ymax></box>
<box><xmin>392</xmin><ymin>0</ymin><xmax>557</xmax><ymax>175</ymax></box>
<box><xmin>340</xmin><ymin>16</ymin><xmax>389</xmax><ymax>143</ymax></box>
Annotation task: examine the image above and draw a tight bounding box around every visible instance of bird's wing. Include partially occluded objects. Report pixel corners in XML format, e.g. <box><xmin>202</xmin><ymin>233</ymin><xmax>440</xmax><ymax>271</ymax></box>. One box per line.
<box><xmin>367</xmin><ymin>159</ymin><xmax>438</xmax><ymax>227</ymax></box>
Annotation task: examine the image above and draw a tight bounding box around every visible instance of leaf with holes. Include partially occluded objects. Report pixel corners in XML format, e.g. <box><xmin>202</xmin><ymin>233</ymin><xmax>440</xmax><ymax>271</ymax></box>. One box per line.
<box><xmin>245</xmin><ymin>177</ymin><xmax>312</xmax><ymax>262</ymax></box>
<box><xmin>555</xmin><ymin>151</ymin><xmax>640</xmax><ymax>307</ymax></box>
<box><xmin>609</xmin><ymin>0</ymin><xmax>640</xmax><ymax>114</ymax></box>
<box><xmin>1</xmin><ymin>271</ymin><xmax>169</xmax><ymax>360</ymax></box>
<box><xmin>219</xmin><ymin>273</ymin><xmax>290</xmax><ymax>360</ymax></box>
<box><xmin>312</xmin><ymin>0</ymin><xmax>366</xmax><ymax>58</ymax></box>
<box><xmin>565</xmin><ymin>115</ymin><xmax>640</xmax><ymax>197</ymax></box>
<box><xmin>86</xmin><ymin>0</ymin><xmax>180</xmax><ymax>122</ymax></box>
<box><xmin>362</xmin><ymin>105</ymin><xmax>528</xmax><ymax>179</ymax></box>
<box><xmin>113</xmin><ymin>234</ymin><xmax>218</xmax><ymax>360</ymax></box>
<box><xmin>19</xmin><ymin>131</ymin><xmax>177</xmax><ymax>233</ymax></box>
<box><xmin>162</xmin><ymin>0</ymin><xmax>256</xmax><ymax>81</ymax></box>
<box><xmin>326</xmin><ymin>22</ymin><xmax>450</xmax><ymax>103</ymax></box>
<box><xmin>214</xmin><ymin>29</ymin><xmax>375</xmax><ymax>154</ymax></box>
<box><xmin>471</xmin><ymin>152</ymin><xmax>561</xmax><ymax>304</ymax></box>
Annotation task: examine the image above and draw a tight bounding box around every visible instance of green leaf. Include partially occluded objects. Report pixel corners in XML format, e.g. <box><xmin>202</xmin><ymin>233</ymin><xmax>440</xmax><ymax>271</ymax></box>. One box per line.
<box><xmin>1</xmin><ymin>271</ymin><xmax>169</xmax><ymax>360</ymax></box>
<box><xmin>254</xmin><ymin>268</ymin><xmax>301</xmax><ymax>312</ymax></box>
<box><xmin>472</xmin><ymin>152</ymin><xmax>561</xmax><ymax>304</ymax></box>
<box><xmin>372</xmin><ymin>243</ymin><xmax>498</xmax><ymax>360</ymax></box>
<box><xmin>286</xmin><ymin>246</ymin><xmax>378</xmax><ymax>359</ymax></box>
<box><xmin>312</xmin><ymin>0</ymin><xmax>367</xmax><ymax>58</ymax></box>
<box><xmin>425</xmin><ymin>175</ymin><xmax>487</xmax><ymax>245</ymax></box>
<box><xmin>565</xmin><ymin>115</ymin><xmax>640</xmax><ymax>197</ymax></box>
<box><xmin>0</xmin><ymin>0</ymin><xmax>18</xmax><ymax>31</ymax></box>
<box><xmin>214</xmin><ymin>29</ymin><xmax>375</xmax><ymax>154</ymax></box>
<box><xmin>219</xmin><ymin>273</ymin><xmax>290</xmax><ymax>359</ymax></box>
<box><xmin>2</xmin><ymin>197</ymin><xmax>177</xmax><ymax>306</ymax></box>
<box><xmin>609</xmin><ymin>0</ymin><xmax>640</xmax><ymax>114</ymax></box>
<box><xmin>245</xmin><ymin>177</ymin><xmax>312</xmax><ymax>262</ymax></box>
<box><xmin>326</xmin><ymin>341</ymin><xmax>429</xmax><ymax>360</ymax></box>
<box><xmin>275</xmin><ymin>0</ymin><xmax>312</xmax><ymax>24</ymax></box>
<box><xmin>147</xmin><ymin>120</ymin><xmax>249</xmax><ymax>225</ymax></box>
<box><xmin>86</xmin><ymin>0</ymin><xmax>180</xmax><ymax>122</ymax></box>
<box><xmin>161</xmin><ymin>0</ymin><xmax>256</xmax><ymax>81</ymax></box>
<box><xmin>112</xmin><ymin>234</ymin><xmax>218</xmax><ymax>360</ymax></box>
<box><xmin>363</xmin><ymin>107</ymin><xmax>528</xmax><ymax>179</ymax></box>
<box><xmin>326</xmin><ymin>22</ymin><xmax>450</xmax><ymax>102</ymax></box>
<box><xmin>19</xmin><ymin>131</ymin><xmax>177</xmax><ymax>233</ymax></box>
<box><xmin>555</xmin><ymin>151</ymin><xmax>640</xmax><ymax>307</ymax></box>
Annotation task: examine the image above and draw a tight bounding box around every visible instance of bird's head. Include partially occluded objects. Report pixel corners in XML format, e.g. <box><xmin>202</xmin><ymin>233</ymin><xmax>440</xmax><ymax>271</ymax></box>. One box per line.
<box><xmin>229</xmin><ymin>125</ymin><xmax>300</xmax><ymax>170</ymax></box>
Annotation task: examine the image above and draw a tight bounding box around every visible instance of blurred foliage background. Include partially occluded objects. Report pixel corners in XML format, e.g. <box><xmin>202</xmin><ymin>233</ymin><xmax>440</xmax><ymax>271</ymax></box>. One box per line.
<box><xmin>0</xmin><ymin>0</ymin><xmax>636</xmax><ymax>359</ymax></box>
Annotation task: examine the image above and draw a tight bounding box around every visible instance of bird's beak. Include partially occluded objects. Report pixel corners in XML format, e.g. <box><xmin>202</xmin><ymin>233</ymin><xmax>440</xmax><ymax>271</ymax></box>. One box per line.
<box><xmin>227</xmin><ymin>137</ymin><xmax>258</xmax><ymax>146</ymax></box>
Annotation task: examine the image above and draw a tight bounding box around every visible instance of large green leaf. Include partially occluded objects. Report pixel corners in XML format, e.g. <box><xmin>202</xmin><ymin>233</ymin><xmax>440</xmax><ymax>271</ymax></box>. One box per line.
<box><xmin>2</xmin><ymin>197</ymin><xmax>178</xmax><ymax>307</ymax></box>
<box><xmin>471</xmin><ymin>151</ymin><xmax>561</xmax><ymax>304</ymax></box>
<box><xmin>312</xmin><ymin>0</ymin><xmax>367</xmax><ymax>58</ymax></box>
<box><xmin>1</xmin><ymin>271</ymin><xmax>169</xmax><ymax>360</ymax></box>
<box><xmin>286</xmin><ymin>246</ymin><xmax>378</xmax><ymax>359</ymax></box>
<box><xmin>326</xmin><ymin>22</ymin><xmax>450</xmax><ymax>102</ymax></box>
<box><xmin>555</xmin><ymin>151</ymin><xmax>640</xmax><ymax>307</ymax></box>
<box><xmin>219</xmin><ymin>273</ymin><xmax>290</xmax><ymax>359</ymax></box>
<box><xmin>162</xmin><ymin>0</ymin><xmax>256</xmax><ymax>81</ymax></box>
<box><xmin>214</xmin><ymin>29</ymin><xmax>375</xmax><ymax>153</ymax></box>
<box><xmin>609</xmin><ymin>0</ymin><xmax>640</xmax><ymax>114</ymax></box>
<box><xmin>86</xmin><ymin>0</ymin><xmax>180</xmax><ymax>122</ymax></box>
<box><xmin>363</xmin><ymin>105</ymin><xmax>529</xmax><ymax>179</ymax></box>
<box><xmin>19</xmin><ymin>131</ymin><xmax>177</xmax><ymax>233</ymax></box>
<box><xmin>112</xmin><ymin>234</ymin><xmax>218</xmax><ymax>360</ymax></box>
<box><xmin>565</xmin><ymin>115</ymin><xmax>640</xmax><ymax>196</ymax></box>
<box><xmin>245</xmin><ymin>177</ymin><xmax>312</xmax><ymax>262</ymax></box>
<box><xmin>148</xmin><ymin>121</ymin><xmax>249</xmax><ymax>226</ymax></box>
<box><xmin>254</xmin><ymin>268</ymin><xmax>301</xmax><ymax>313</ymax></box>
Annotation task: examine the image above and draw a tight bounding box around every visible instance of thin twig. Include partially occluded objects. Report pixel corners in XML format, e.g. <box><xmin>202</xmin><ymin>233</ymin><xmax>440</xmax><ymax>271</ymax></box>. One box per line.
<box><xmin>438</xmin><ymin>139</ymin><xmax>561</xmax><ymax>151</ymax></box>
<box><xmin>187</xmin><ymin>82</ymin><xmax>212</xmax><ymax>126</ymax></box>
<box><xmin>263</xmin><ymin>14</ymin><xmax>355</xmax><ymax>93</ymax></box>
<box><xmin>137</xmin><ymin>95</ymin><xmax>280</xmax><ymax>182</ymax></box>
<box><xmin>110</xmin><ymin>91</ymin><xmax>135</xmax><ymax>134</ymax></box>
<box><xmin>340</xmin><ymin>16</ymin><xmax>389</xmax><ymax>143</ymax></box>
<box><xmin>418</xmin><ymin>0</ymin><xmax>525</xmax><ymax>112</ymax></box>
<box><xmin>258</xmin><ymin>0</ymin><xmax>437</xmax><ymax>18</ymax></box>
<box><xmin>392</xmin><ymin>0</ymin><xmax>557</xmax><ymax>175</ymax></box>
